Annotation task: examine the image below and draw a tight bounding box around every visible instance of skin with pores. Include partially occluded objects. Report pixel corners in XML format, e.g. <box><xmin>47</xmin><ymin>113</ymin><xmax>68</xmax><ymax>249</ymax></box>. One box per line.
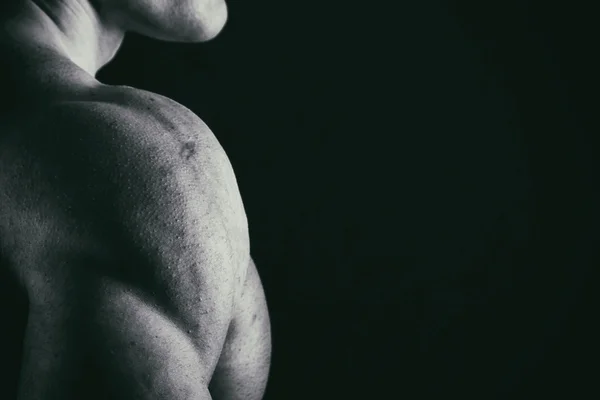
<box><xmin>0</xmin><ymin>1</ymin><xmax>271</xmax><ymax>399</ymax></box>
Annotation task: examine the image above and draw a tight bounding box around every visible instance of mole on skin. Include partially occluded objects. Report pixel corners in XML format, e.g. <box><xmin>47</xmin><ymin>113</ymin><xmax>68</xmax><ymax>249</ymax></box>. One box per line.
<box><xmin>181</xmin><ymin>141</ymin><xmax>197</xmax><ymax>161</ymax></box>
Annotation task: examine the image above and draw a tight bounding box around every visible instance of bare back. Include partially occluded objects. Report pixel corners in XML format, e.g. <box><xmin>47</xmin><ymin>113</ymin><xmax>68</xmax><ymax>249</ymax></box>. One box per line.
<box><xmin>0</xmin><ymin>84</ymin><xmax>270</xmax><ymax>400</ymax></box>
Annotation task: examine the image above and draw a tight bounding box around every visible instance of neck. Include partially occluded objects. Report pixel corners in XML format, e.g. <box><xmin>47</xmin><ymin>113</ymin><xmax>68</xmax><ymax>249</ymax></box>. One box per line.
<box><xmin>1</xmin><ymin>0</ymin><xmax>125</xmax><ymax>77</ymax></box>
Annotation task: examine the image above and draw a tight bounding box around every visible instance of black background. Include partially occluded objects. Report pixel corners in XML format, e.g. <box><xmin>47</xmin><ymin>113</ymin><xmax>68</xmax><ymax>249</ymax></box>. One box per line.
<box><xmin>99</xmin><ymin>1</ymin><xmax>596</xmax><ymax>398</ymax></box>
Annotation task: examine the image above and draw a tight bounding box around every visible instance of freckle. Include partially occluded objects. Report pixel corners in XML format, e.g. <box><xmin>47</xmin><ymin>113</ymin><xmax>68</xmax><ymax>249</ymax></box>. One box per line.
<box><xmin>129</xmin><ymin>341</ymin><xmax>136</xmax><ymax>346</ymax></box>
<box><xmin>252</xmin><ymin>314</ymin><xmax>258</xmax><ymax>322</ymax></box>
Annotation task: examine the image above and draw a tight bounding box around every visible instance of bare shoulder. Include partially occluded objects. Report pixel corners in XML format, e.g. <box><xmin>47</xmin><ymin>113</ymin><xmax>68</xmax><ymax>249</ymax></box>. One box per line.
<box><xmin>0</xmin><ymin>85</ymin><xmax>249</xmax><ymax>295</ymax></box>
<box><xmin>1</xmin><ymin>84</ymin><xmax>227</xmax><ymax>177</ymax></box>
<box><xmin>47</xmin><ymin>85</ymin><xmax>229</xmax><ymax>171</ymax></box>
<box><xmin>0</xmin><ymin>87</ymin><xmax>269</xmax><ymax>399</ymax></box>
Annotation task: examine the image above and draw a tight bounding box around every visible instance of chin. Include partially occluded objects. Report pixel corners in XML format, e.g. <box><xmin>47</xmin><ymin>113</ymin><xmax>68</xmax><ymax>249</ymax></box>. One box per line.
<box><xmin>189</xmin><ymin>9</ymin><xmax>228</xmax><ymax>42</ymax></box>
<box><xmin>172</xmin><ymin>0</ymin><xmax>228</xmax><ymax>42</ymax></box>
<box><xmin>123</xmin><ymin>0</ymin><xmax>228</xmax><ymax>43</ymax></box>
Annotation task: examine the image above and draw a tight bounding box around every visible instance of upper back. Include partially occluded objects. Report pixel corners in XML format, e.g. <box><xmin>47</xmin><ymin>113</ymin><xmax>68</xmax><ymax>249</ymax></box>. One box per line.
<box><xmin>0</xmin><ymin>85</ymin><xmax>249</xmax><ymax>302</ymax></box>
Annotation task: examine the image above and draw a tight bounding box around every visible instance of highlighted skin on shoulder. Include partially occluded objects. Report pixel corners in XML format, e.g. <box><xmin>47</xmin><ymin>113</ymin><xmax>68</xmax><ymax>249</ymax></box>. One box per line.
<box><xmin>15</xmin><ymin>100</ymin><xmax>248</xmax><ymax>400</ymax></box>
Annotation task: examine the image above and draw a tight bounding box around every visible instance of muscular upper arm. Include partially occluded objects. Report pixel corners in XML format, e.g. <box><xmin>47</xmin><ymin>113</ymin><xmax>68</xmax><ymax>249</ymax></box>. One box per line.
<box><xmin>209</xmin><ymin>257</ymin><xmax>272</xmax><ymax>400</ymax></box>
<box><xmin>13</xmin><ymin>101</ymin><xmax>247</xmax><ymax>400</ymax></box>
